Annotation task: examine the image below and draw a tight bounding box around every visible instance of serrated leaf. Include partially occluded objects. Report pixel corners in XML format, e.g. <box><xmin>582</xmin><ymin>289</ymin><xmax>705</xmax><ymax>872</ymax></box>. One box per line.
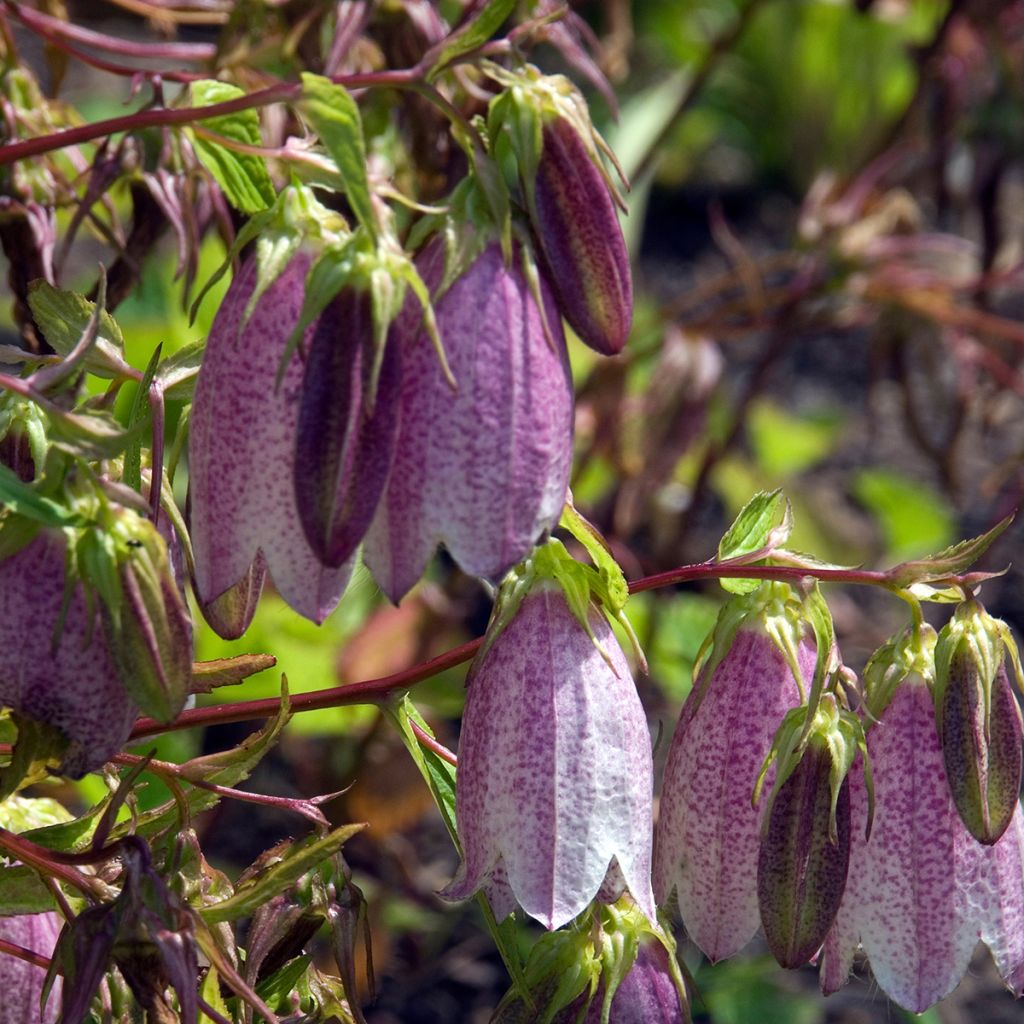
<box><xmin>190</xmin><ymin>80</ymin><xmax>276</xmax><ymax>214</ymax></box>
<box><xmin>718</xmin><ymin>489</ymin><xmax>789</xmax><ymax>594</ymax></box>
<box><xmin>426</xmin><ymin>0</ymin><xmax>516</xmax><ymax>81</ymax></box>
<box><xmin>200</xmin><ymin>822</ymin><xmax>364</xmax><ymax>925</ymax></box>
<box><xmin>0</xmin><ymin>462</ymin><xmax>80</xmax><ymax>527</ymax></box>
<box><xmin>887</xmin><ymin>513</ymin><xmax>1014</xmax><ymax>588</ymax></box>
<box><xmin>298</xmin><ymin>74</ymin><xmax>376</xmax><ymax>235</ymax></box>
<box><xmin>199</xmin><ymin>965</ymin><xmax>232</xmax><ymax>1024</ymax></box>
<box><xmin>559</xmin><ymin>497</ymin><xmax>629</xmax><ymax>612</ymax></box>
<box><xmin>718</xmin><ymin>489</ymin><xmax>786</xmax><ymax>562</ymax></box>
<box><xmin>189</xmin><ymin>654</ymin><xmax>277</xmax><ymax>695</ymax></box>
<box><xmin>0</xmin><ymin>865</ymin><xmax>58</xmax><ymax>915</ymax></box>
<box><xmin>155</xmin><ymin>340</ymin><xmax>206</xmax><ymax>402</ymax></box>
<box><xmin>26</xmin><ymin>282</ymin><xmax>130</xmax><ymax>379</ymax></box>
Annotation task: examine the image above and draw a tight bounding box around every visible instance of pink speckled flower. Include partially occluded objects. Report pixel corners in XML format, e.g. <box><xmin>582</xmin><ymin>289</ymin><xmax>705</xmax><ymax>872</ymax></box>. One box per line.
<box><xmin>0</xmin><ymin>912</ymin><xmax>62</xmax><ymax>1024</ymax></box>
<box><xmin>822</xmin><ymin>672</ymin><xmax>1024</xmax><ymax>1012</ymax></box>
<box><xmin>189</xmin><ymin>255</ymin><xmax>354</xmax><ymax>630</ymax></box>
<box><xmin>441</xmin><ymin>582</ymin><xmax>655</xmax><ymax>929</ymax></box>
<box><xmin>0</xmin><ymin>530</ymin><xmax>138</xmax><ymax>776</ymax></box>
<box><xmin>364</xmin><ymin>241</ymin><xmax>573</xmax><ymax>603</ymax></box>
<box><xmin>653</xmin><ymin>608</ymin><xmax>813</xmax><ymax>962</ymax></box>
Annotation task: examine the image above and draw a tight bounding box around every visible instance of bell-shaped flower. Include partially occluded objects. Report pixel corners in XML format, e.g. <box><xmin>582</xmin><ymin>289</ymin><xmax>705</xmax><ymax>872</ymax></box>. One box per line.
<box><xmin>822</xmin><ymin>626</ymin><xmax>1024</xmax><ymax>1012</ymax></box>
<box><xmin>653</xmin><ymin>583</ymin><xmax>814</xmax><ymax>962</ymax></box>
<box><xmin>364</xmin><ymin>241</ymin><xmax>573</xmax><ymax>603</ymax></box>
<box><xmin>441</xmin><ymin>571</ymin><xmax>655</xmax><ymax>930</ymax></box>
<box><xmin>0</xmin><ymin>528</ymin><xmax>139</xmax><ymax>776</ymax></box>
<box><xmin>0</xmin><ymin>912</ymin><xmax>62</xmax><ymax>1024</ymax></box>
<box><xmin>189</xmin><ymin>254</ymin><xmax>353</xmax><ymax>629</ymax></box>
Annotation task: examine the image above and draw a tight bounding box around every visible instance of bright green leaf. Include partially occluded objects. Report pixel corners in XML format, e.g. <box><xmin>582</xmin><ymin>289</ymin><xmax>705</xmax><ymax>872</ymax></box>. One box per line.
<box><xmin>853</xmin><ymin>468</ymin><xmax>955</xmax><ymax>562</ymax></box>
<box><xmin>298</xmin><ymin>74</ymin><xmax>376</xmax><ymax>235</ymax></box>
<box><xmin>426</xmin><ymin>0</ymin><xmax>516</xmax><ymax>81</ymax></box>
<box><xmin>189</xmin><ymin>80</ymin><xmax>276</xmax><ymax>214</ymax></box>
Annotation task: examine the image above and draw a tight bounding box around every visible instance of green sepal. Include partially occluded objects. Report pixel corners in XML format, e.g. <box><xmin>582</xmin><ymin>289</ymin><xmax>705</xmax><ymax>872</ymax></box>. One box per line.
<box><xmin>425</xmin><ymin>0</ymin><xmax>517</xmax><ymax>81</ymax></box>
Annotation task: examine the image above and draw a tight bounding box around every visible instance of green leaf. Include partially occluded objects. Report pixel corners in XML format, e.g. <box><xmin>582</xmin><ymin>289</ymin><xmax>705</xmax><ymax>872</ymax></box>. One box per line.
<box><xmin>122</xmin><ymin>345</ymin><xmax>161</xmax><ymax>493</ymax></box>
<box><xmin>154</xmin><ymin>340</ymin><xmax>206</xmax><ymax>402</ymax></box>
<box><xmin>426</xmin><ymin>0</ymin><xmax>516</xmax><ymax>81</ymax></box>
<box><xmin>718</xmin><ymin>489</ymin><xmax>786</xmax><ymax>562</ymax></box>
<box><xmin>200</xmin><ymin>822</ymin><xmax>364</xmax><ymax>925</ymax></box>
<box><xmin>559</xmin><ymin>498</ymin><xmax>629</xmax><ymax>612</ymax></box>
<box><xmin>0</xmin><ymin>865</ymin><xmax>58</xmax><ymax>915</ymax></box>
<box><xmin>0</xmin><ymin>462</ymin><xmax>80</xmax><ymax>527</ymax></box>
<box><xmin>298</xmin><ymin>74</ymin><xmax>376</xmax><ymax>235</ymax></box>
<box><xmin>26</xmin><ymin>282</ymin><xmax>130</xmax><ymax>379</ymax></box>
<box><xmin>717</xmin><ymin>489</ymin><xmax>790</xmax><ymax>595</ymax></box>
<box><xmin>198</xmin><ymin>965</ymin><xmax>232</xmax><ymax>1024</ymax></box>
<box><xmin>749</xmin><ymin>401</ymin><xmax>842</xmax><ymax>478</ymax></box>
<box><xmin>887</xmin><ymin>513</ymin><xmax>1013</xmax><ymax>588</ymax></box>
<box><xmin>189</xmin><ymin>80</ymin><xmax>276</xmax><ymax>214</ymax></box>
<box><xmin>189</xmin><ymin>653</ymin><xmax>278</xmax><ymax>695</ymax></box>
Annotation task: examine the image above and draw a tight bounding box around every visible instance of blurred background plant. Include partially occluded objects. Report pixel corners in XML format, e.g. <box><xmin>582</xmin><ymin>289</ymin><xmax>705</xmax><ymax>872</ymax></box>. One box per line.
<box><xmin>2</xmin><ymin>0</ymin><xmax>1024</xmax><ymax>1021</ymax></box>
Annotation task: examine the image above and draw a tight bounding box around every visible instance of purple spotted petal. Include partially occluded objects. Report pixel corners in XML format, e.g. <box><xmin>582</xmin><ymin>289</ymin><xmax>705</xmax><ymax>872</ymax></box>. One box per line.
<box><xmin>442</xmin><ymin>584</ymin><xmax>655</xmax><ymax>930</ymax></box>
<box><xmin>0</xmin><ymin>912</ymin><xmax>62</xmax><ymax>1024</ymax></box>
<box><xmin>653</xmin><ymin>629</ymin><xmax>812</xmax><ymax>962</ymax></box>
<box><xmin>977</xmin><ymin>803</ymin><xmax>1024</xmax><ymax>994</ymax></box>
<box><xmin>0</xmin><ymin>531</ymin><xmax>136</xmax><ymax>776</ymax></box>
<box><xmin>821</xmin><ymin>677</ymin><xmax>1009</xmax><ymax>1012</ymax></box>
<box><xmin>364</xmin><ymin>242</ymin><xmax>573</xmax><ymax>603</ymax></box>
<box><xmin>189</xmin><ymin>255</ymin><xmax>352</xmax><ymax>625</ymax></box>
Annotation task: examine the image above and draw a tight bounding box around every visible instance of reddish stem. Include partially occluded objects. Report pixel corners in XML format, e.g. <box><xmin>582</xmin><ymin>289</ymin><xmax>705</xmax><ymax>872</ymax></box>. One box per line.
<box><xmin>5</xmin><ymin>1</ymin><xmax>217</xmax><ymax>60</ymax></box>
<box><xmin>0</xmin><ymin>67</ymin><xmax>419</xmax><ymax>166</ymax></box>
<box><xmin>0</xmin><ymin>936</ymin><xmax>52</xmax><ymax>970</ymax></box>
<box><xmin>411</xmin><ymin>721</ymin><xmax>458</xmax><ymax>766</ymax></box>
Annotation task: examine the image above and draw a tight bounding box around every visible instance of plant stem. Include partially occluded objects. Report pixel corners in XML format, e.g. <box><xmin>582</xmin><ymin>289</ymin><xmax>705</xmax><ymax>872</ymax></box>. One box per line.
<box><xmin>128</xmin><ymin>559</ymin><xmax>985</xmax><ymax>740</ymax></box>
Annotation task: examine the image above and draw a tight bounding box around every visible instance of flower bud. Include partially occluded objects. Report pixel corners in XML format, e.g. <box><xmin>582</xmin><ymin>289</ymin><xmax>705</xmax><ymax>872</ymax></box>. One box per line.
<box><xmin>364</xmin><ymin>241</ymin><xmax>573</xmax><ymax>602</ymax></box>
<box><xmin>189</xmin><ymin>254</ymin><xmax>353</xmax><ymax>629</ymax></box>
<box><xmin>0</xmin><ymin>913</ymin><xmax>62</xmax><ymax>1024</ymax></box>
<box><xmin>0</xmin><ymin>529</ymin><xmax>137</xmax><ymax>776</ymax></box>
<box><xmin>935</xmin><ymin>600</ymin><xmax>1023</xmax><ymax>844</ymax></box>
<box><xmin>583</xmin><ymin>938</ymin><xmax>688</xmax><ymax>1024</ymax></box>
<box><xmin>757</xmin><ymin>707</ymin><xmax>852</xmax><ymax>969</ymax></box>
<box><xmin>294</xmin><ymin>288</ymin><xmax>400</xmax><ymax>569</ymax></box>
<box><xmin>99</xmin><ymin>511</ymin><xmax>191</xmax><ymax>724</ymax></box>
<box><xmin>530</xmin><ymin>115</ymin><xmax>632</xmax><ymax>355</ymax></box>
<box><xmin>653</xmin><ymin>585</ymin><xmax>812</xmax><ymax>961</ymax></box>
<box><xmin>441</xmin><ymin>580</ymin><xmax>655</xmax><ymax>929</ymax></box>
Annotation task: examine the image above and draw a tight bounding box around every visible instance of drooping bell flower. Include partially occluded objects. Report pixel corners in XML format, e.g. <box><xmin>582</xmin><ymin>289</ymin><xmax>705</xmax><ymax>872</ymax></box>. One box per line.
<box><xmin>0</xmin><ymin>528</ymin><xmax>139</xmax><ymax>776</ymax></box>
<box><xmin>188</xmin><ymin>254</ymin><xmax>353</xmax><ymax>629</ymax></box>
<box><xmin>934</xmin><ymin>599</ymin><xmax>1023</xmax><ymax>844</ymax></box>
<box><xmin>442</xmin><ymin>555</ymin><xmax>655</xmax><ymax>930</ymax></box>
<box><xmin>0</xmin><ymin>913</ymin><xmax>62</xmax><ymax>1023</ymax></box>
<box><xmin>364</xmin><ymin>241</ymin><xmax>573</xmax><ymax>603</ymax></box>
<box><xmin>653</xmin><ymin>583</ymin><xmax>814</xmax><ymax>962</ymax></box>
<box><xmin>822</xmin><ymin>626</ymin><xmax>1024</xmax><ymax>1012</ymax></box>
